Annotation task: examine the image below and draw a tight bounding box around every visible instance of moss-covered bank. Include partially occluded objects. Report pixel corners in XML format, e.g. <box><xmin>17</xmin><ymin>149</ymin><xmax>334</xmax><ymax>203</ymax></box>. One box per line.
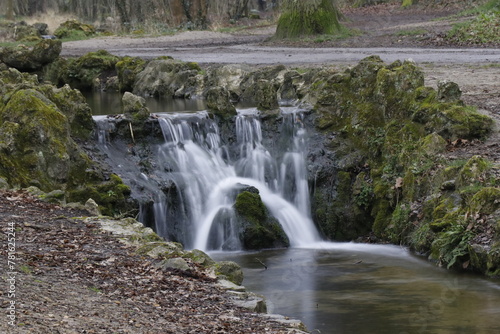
<box><xmin>0</xmin><ymin>68</ymin><xmax>132</xmax><ymax>215</ymax></box>
<box><xmin>305</xmin><ymin>56</ymin><xmax>498</xmax><ymax>276</ymax></box>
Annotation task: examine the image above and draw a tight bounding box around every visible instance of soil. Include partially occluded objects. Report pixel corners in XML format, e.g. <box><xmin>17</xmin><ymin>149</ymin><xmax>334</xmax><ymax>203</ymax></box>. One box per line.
<box><xmin>2</xmin><ymin>3</ymin><xmax>499</xmax><ymax>333</ymax></box>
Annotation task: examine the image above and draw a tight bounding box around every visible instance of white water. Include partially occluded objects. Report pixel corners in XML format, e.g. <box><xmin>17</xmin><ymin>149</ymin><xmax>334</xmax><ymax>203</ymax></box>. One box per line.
<box><xmin>151</xmin><ymin>108</ymin><xmax>320</xmax><ymax>251</ymax></box>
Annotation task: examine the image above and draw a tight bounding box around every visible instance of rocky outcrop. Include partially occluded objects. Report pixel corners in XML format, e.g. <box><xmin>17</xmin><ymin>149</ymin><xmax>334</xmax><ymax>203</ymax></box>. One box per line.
<box><xmin>54</xmin><ymin>20</ymin><xmax>96</xmax><ymax>39</ymax></box>
<box><xmin>302</xmin><ymin>55</ymin><xmax>497</xmax><ymax>276</ymax></box>
<box><xmin>0</xmin><ymin>39</ymin><xmax>61</xmax><ymax>71</ymax></box>
<box><xmin>133</xmin><ymin>58</ymin><xmax>203</xmax><ymax>98</ymax></box>
<box><xmin>0</xmin><ymin>68</ymin><xmax>132</xmax><ymax>215</ymax></box>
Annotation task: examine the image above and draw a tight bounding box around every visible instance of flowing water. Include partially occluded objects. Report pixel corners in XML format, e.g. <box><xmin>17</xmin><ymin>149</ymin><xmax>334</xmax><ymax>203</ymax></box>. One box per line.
<box><xmin>91</xmin><ymin>95</ymin><xmax>500</xmax><ymax>333</ymax></box>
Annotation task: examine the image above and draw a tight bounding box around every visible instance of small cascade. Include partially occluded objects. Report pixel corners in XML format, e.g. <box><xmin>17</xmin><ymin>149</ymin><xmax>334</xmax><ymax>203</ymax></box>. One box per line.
<box><xmin>93</xmin><ymin>115</ymin><xmax>115</xmax><ymax>148</ymax></box>
<box><xmin>96</xmin><ymin>108</ymin><xmax>320</xmax><ymax>251</ymax></box>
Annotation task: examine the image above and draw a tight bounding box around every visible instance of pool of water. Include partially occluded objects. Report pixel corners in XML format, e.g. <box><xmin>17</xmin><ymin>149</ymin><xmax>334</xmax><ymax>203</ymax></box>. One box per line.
<box><xmin>212</xmin><ymin>243</ymin><xmax>500</xmax><ymax>334</ymax></box>
<box><xmin>84</xmin><ymin>91</ymin><xmax>207</xmax><ymax>115</ymax></box>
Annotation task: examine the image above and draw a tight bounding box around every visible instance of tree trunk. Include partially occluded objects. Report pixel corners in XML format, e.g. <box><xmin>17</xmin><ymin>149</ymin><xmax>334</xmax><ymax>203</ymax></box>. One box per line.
<box><xmin>274</xmin><ymin>0</ymin><xmax>342</xmax><ymax>39</ymax></box>
<box><xmin>6</xmin><ymin>0</ymin><xmax>14</xmax><ymax>20</ymax></box>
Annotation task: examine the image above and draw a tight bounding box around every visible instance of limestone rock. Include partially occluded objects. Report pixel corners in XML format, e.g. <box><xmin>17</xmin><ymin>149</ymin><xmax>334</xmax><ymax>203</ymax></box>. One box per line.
<box><xmin>0</xmin><ymin>39</ymin><xmax>62</xmax><ymax>71</ymax></box>
<box><xmin>205</xmin><ymin>86</ymin><xmax>236</xmax><ymax>118</ymax></box>
<box><xmin>216</xmin><ymin>261</ymin><xmax>244</xmax><ymax>285</ymax></box>
<box><xmin>122</xmin><ymin>92</ymin><xmax>150</xmax><ymax>123</ymax></box>
<box><xmin>85</xmin><ymin>198</ymin><xmax>101</xmax><ymax>216</ymax></box>
<box><xmin>438</xmin><ymin>80</ymin><xmax>462</xmax><ymax>103</ymax></box>
<box><xmin>133</xmin><ymin>58</ymin><xmax>201</xmax><ymax>98</ymax></box>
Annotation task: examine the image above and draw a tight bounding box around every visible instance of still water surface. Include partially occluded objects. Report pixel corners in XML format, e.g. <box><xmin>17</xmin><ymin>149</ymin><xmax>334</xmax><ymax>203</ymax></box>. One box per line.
<box><xmin>212</xmin><ymin>244</ymin><xmax>500</xmax><ymax>334</ymax></box>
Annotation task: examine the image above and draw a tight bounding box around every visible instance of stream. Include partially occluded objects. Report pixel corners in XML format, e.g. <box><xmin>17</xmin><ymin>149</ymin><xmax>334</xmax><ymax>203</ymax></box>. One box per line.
<box><xmin>212</xmin><ymin>244</ymin><xmax>500</xmax><ymax>334</ymax></box>
<box><xmin>87</xmin><ymin>93</ymin><xmax>500</xmax><ymax>334</ymax></box>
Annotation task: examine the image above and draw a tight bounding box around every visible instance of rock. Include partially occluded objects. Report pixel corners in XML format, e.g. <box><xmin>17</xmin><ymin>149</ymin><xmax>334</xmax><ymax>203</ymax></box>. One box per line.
<box><xmin>12</xmin><ymin>21</ymin><xmax>41</xmax><ymax>41</ymax></box>
<box><xmin>115</xmin><ymin>56</ymin><xmax>147</xmax><ymax>92</ymax></box>
<box><xmin>160</xmin><ymin>257</ymin><xmax>191</xmax><ymax>271</ymax></box>
<box><xmin>0</xmin><ymin>39</ymin><xmax>62</xmax><ymax>71</ymax></box>
<box><xmin>54</xmin><ymin>20</ymin><xmax>96</xmax><ymax>39</ymax></box>
<box><xmin>215</xmin><ymin>261</ymin><xmax>244</xmax><ymax>285</ymax></box>
<box><xmin>62</xmin><ymin>50</ymin><xmax>120</xmax><ymax>90</ymax></box>
<box><xmin>133</xmin><ymin>58</ymin><xmax>202</xmax><ymax>98</ymax></box>
<box><xmin>205</xmin><ymin>86</ymin><xmax>236</xmax><ymax>118</ymax></box>
<box><xmin>234</xmin><ymin>190</ymin><xmax>289</xmax><ymax>250</ymax></box>
<box><xmin>85</xmin><ymin>198</ymin><xmax>101</xmax><ymax>216</ymax></box>
<box><xmin>438</xmin><ymin>80</ymin><xmax>462</xmax><ymax>103</ymax></box>
<box><xmin>122</xmin><ymin>92</ymin><xmax>150</xmax><ymax>123</ymax></box>
<box><xmin>33</xmin><ymin>22</ymin><xmax>49</xmax><ymax>35</ymax></box>
<box><xmin>240</xmin><ymin>65</ymin><xmax>285</xmax><ymax>108</ymax></box>
<box><xmin>205</xmin><ymin>64</ymin><xmax>251</xmax><ymax>100</ymax></box>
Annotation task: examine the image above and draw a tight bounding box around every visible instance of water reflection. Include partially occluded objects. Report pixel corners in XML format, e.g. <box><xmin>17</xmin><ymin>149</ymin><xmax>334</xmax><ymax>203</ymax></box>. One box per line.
<box><xmin>84</xmin><ymin>91</ymin><xmax>206</xmax><ymax>115</ymax></box>
<box><xmin>212</xmin><ymin>245</ymin><xmax>500</xmax><ymax>333</ymax></box>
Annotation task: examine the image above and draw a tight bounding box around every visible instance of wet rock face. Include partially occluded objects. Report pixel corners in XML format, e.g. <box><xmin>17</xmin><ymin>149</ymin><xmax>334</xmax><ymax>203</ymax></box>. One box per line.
<box><xmin>0</xmin><ymin>39</ymin><xmax>62</xmax><ymax>71</ymax></box>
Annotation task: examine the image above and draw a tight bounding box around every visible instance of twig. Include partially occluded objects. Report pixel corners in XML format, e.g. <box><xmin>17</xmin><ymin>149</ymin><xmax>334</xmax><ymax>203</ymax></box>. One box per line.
<box><xmin>255</xmin><ymin>258</ymin><xmax>267</xmax><ymax>270</ymax></box>
<box><xmin>129</xmin><ymin>122</ymin><xmax>135</xmax><ymax>143</ymax></box>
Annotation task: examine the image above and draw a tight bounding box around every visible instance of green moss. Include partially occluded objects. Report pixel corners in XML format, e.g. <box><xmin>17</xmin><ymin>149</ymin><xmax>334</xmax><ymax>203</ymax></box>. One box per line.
<box><xmin>234</xmin><ymin>190</ymin><xmax>289</xmax><ymax>249</ymax></box>
<box><xmin>431</xmin><ymin>221</ymin><xmax>473</xmax><ymax>269</ymax></box>
<box><xmin>457</xmin><ymin>155</ymin><xmax>490</xmax><ymax>187</ymax></box>
<box><xmin>68</xmin><ymin>173</ymin><xmax>131</xmax><ymax>216</ymax></box>
<box><xmin>64</xmin><ymin>50</ymin><xmax>120</xmax><ymax>90</ymax></box>
<box><xmin>470</xmin><ymin>187</ymin><xmax>500</xmax><ymax>214</ymax></box>
<box><xmin>275</xmin><ymin>0</ymin><xmax>343</xmax><ymax>39</ymax></box>
<box><xmin>115</xmin><ymin>56</ymin><xmax>147</xmax><ymax>92</ymax></box>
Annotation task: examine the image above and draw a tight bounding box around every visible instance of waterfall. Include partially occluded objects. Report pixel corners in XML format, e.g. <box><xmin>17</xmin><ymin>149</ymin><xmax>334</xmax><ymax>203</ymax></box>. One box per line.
<box><xmin>95</xmin><ymin>108</ymin><xmax>320</xmax><ymax>251</ymax></box>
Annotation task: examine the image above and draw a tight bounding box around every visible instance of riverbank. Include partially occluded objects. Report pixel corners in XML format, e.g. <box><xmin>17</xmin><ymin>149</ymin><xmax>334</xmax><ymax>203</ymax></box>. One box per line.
<box><xmin>0</xmin><ymin>190</ymin><xmax>305</xmax><ymax>333</ymax></box>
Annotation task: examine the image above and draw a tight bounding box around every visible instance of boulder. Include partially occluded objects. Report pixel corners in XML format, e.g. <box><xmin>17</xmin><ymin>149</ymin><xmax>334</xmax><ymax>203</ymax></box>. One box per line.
<box><xmin>234</xmin><ymin>190</ymin><xmax>289</xmax><ymax>250</ymax></box>
<box><xmin>0</xmin><ymin>39</ymin><xmax>62</xmax><ymax>71</ymax></box>
<box><xmin>122</xmin><ymin>92</ymin><xmax>150</xmax><ymax>123</ymax></box>
<box><xmin>205</xmin><ymin>86</ymin><xmax>237</xmax><ymax>118</ymax></box>
<box><xmin>133</xmin><ymin>58</ymin><xmax>202</xmax><ymax>98</ymax></box>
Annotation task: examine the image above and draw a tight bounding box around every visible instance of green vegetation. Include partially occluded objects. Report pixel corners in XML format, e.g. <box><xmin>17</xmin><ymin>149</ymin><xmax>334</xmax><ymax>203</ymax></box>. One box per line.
<box><xmin>446</xmin><ymin>11</ymin><xmax>500</xmax><ymax>45</ymax></box>
<box><xmin>395</xmin><ymin>29</ymin><xmax>428</xmax><ymax>36</ymax></box>
<box><xmin>309</xmin><ymin>56</ymin><xmax>498</xmax><ymax>275</ymax></box>
<box><xmin>275</xmin><ymin>0</ymin><xmax>344</xmax><ymax>39</ymax></box>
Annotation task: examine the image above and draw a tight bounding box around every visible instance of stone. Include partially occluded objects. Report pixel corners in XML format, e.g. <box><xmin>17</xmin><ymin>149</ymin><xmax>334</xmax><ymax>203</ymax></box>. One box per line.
<box><xmin>205</xmin><ymin>86</ymin><xmax>236</xmax><ymax>118</ymax></box>
<box><xmin>161</xmin><ymin>257</ymin><xmax>190</xmax><ymax>271</ymax></box>
<box><xmin>133</xmin><ymin>58</ymin><xmax>201</xmax><ymax>98</ymax></box>
<box><xmin>85</xmin><ymin>198</ymin><xmax>101</xmax><ymax>216</ymax></box>
<box><xmin>438</xmin><ymin>80</ymin><xmax>462</xmax><ymax>103</ymax></box>
<box><xmin>216</xmin><ymin>261</ymin><xmax>244</xmax><ymax>285</ymax></box>
<box><xmin>0</xmin><ymin>39</ymin><xmax>62</xmax><ymax>71</ymax></box>
<box><xmin>122</xmin><ymin>92</ymin><xmax>150</xmax><ymax>123</ymax></box>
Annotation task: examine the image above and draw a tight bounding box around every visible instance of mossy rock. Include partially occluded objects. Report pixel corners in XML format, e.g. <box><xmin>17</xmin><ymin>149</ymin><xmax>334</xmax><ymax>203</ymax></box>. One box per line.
<box><xmin>67</xmin><ymin>173</ymin><xmax>132</xmax><ymax>216</ymax></box>
<box><xmin>470</xmin><ymin>187</ymin><xmax>500</xmax><ymax>215</ymax></box>
<box><xmin>0</xmin><ymin>89</ymin><xmax>71</xmax><ymax>188</ymax></box>
<box><xmin>133</xmin><ymin>58</ymin><xmax>202</xmax><ymax>98</ymax></box>
<box><xmin>0</xmin><ymin>39</ymin><xmax>62</xmax><ymax>71</ymax></box>
<box><xmin>122</xmin><ymin>92</ymin><xmax>150</xmax><ymax>124</ymax></box>
<box><xmin>215</xmin><ymin>261</ymin><xmax>244</xmax><ymax>285</ymax></box>
<box><xmin>205</xmin><ymin>86</ymin><xmax>237</xmax><ymax>118</ymax></box>
<box><xmin>54</xmin><ymin>20</ymin><xmax>96</xmax><ymax>38</ymax></box>
<box><xmin>457</xmin><ymin>155</ymin><xmax>490</xmax><ymax>188</ymax></box>
<box><xmin>234</xmin><ymin>190</ymin><xmax>289</xmax><ymax>250</ymax></box>
<box><xmin>115</xmin><ymin>56</ymin><xmax>147</xmax><ymax>92</ymax></box>
<box><xmin>64</xmin><ymin>50</ymin><xmax>120</xmax><ymax>90</ymax></box>
<box><xmin>37</xmin><ymin>84</ymin><xmax>94</xmax><ymax>139</ymax></box>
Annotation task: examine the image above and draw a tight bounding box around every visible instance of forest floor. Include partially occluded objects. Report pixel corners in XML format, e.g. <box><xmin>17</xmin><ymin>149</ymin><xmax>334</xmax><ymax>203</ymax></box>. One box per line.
<box><xmin>0</xmin><ymin>190</ymin><xmax>300</xmax><ymax>333</ymax></box>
